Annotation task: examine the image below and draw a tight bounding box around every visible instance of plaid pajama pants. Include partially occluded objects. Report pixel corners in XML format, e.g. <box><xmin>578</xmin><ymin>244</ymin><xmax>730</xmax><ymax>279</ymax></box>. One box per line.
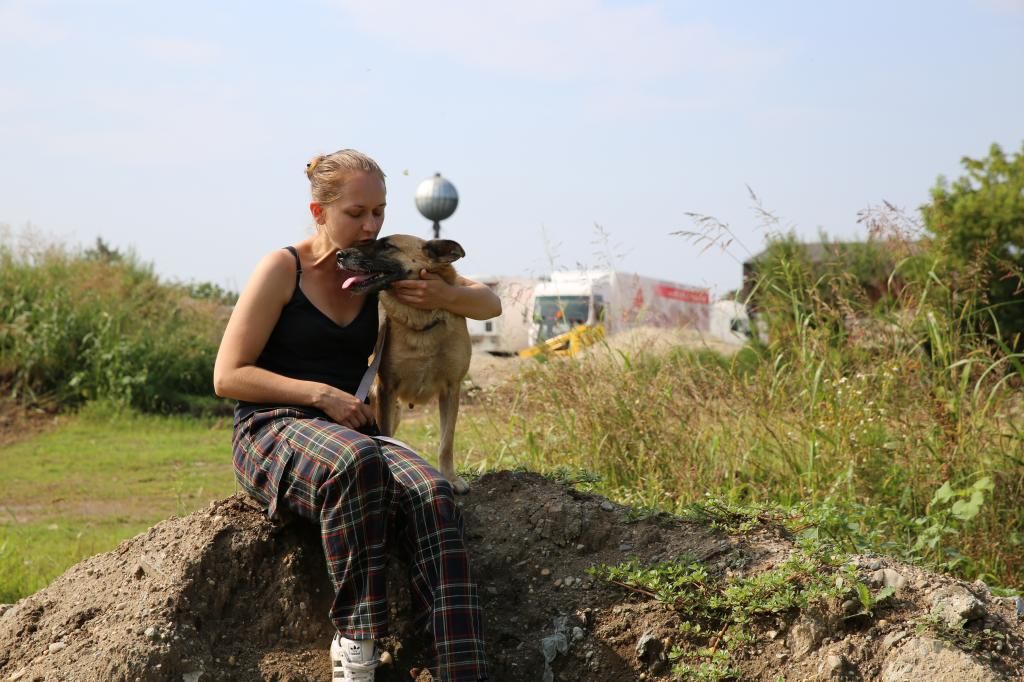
<box><xmin>232</xmin><ymin>407</ymin><xmax>488</xmax><ymax>681</ymax></box>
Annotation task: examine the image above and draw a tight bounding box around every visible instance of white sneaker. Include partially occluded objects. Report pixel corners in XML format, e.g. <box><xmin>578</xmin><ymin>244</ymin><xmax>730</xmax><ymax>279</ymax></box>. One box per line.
<box><xmin>331</xmin><ymin>634</ymin><xmax>380</xmax><ymax>681</ymax></box>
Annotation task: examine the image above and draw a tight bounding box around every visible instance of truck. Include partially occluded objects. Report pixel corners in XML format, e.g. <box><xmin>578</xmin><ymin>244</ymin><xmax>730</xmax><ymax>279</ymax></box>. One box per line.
<box><xmin>710</xmin><ymin>299</ymin><xmax>753</xmax><ymax>345</ymax></box>
<box><xmin>525</xmin><ymin>270</ymin><xmax>712</xmax><ymax>349</ymax></box>
<box><xmin>465</xmin><ymin>276</ymin><xmax>538</xmax><ymax>355</ymax></box>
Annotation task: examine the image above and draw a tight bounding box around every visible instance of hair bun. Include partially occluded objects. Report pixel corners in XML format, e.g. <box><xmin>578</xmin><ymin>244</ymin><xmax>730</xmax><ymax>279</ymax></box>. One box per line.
<box><xmin>305</xmin><ymin>155</ymin><xmax>323</xmax><ymax>179</ymax></box>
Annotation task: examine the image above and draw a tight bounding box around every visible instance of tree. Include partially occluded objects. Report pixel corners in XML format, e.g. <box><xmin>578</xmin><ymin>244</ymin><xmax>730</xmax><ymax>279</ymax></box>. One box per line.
<box><xmin>922</xmin><ymin>142</ymin><xmax>1024</xmax><ymax>350</ymax></box>
<box><xmin>83</xmin><ymin>236</ymin><xmax>123</xmax><ymax>262</ymax></box>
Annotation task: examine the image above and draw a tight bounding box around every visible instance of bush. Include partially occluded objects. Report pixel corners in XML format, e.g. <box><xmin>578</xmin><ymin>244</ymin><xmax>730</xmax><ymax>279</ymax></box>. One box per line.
<box><xmin>0</xmin><ymin>233</ymin><xmax>231</xmax><ymax>413</ymax></box>
<box><xmin>923</xmin><ymin>142</ymin><xmax>1024</xmax><ymax>351</ymax></box>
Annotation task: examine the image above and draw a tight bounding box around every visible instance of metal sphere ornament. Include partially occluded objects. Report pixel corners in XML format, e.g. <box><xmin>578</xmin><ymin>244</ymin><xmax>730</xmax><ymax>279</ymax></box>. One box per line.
<box><xmin>415</xmin><ymin>173</ymin><xmax>458</xmax><ymax>239</ymax></box>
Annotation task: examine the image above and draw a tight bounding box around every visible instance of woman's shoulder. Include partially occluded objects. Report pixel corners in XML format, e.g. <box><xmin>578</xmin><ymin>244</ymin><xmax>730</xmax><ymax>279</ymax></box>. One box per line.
<box><xmin>240</xmin><ymin>247</ymin><xmax>301</xmax><ymax>307</ymax></box>
<box><xmin>257</xmin><ymin>245</ymin><xmax>302</xmax><ymax>277</ymax></box>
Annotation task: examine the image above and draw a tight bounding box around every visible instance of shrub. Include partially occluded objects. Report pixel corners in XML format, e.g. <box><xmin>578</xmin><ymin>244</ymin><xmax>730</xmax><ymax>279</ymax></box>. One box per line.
<box><xmin>923</xmin><ymin>142</ymin><xmax>1024</xmax><ymax>351</ymax></box>
<box><xmin>0</xmin><ymin>232</ymin><xmax>230</xmax><ymax>413</ymax></box>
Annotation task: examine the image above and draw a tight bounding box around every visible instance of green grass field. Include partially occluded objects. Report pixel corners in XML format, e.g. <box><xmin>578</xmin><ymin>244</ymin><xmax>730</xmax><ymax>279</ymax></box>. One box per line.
<box><xmin>0</xmin><ymin>405</ymin><xmax>233</xmax><ymax>602</ymax></box>
<box><xmin>0</xmin><ymin>403</ymin><xmax>499</xmax><ymax>603</ymax></box>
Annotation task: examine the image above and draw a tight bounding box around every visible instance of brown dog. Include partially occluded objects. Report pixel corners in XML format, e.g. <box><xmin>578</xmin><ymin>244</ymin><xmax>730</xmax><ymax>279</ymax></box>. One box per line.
<box><xmin>336</xmin><ymin>234</ymin><xmax>472</xmax><ymax>493</ymax></box>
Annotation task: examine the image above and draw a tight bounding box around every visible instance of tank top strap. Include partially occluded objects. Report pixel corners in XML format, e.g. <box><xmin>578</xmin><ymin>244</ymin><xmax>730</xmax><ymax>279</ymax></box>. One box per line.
<box><xmin>283</xmin><ymin>245</ymin><xmax>301</xmax><ymax>286</ymax></box>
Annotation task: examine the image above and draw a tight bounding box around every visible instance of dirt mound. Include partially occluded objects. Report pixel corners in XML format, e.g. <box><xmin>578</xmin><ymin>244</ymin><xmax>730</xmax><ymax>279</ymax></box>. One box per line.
<box><xmin>1</xmin><ymin>471</ymin><xmax>1022</xmax><ymax>681</ymax></box>
<box><xmin>599</xmin><ymin>325</ymin><xmax>741</xmax><ymax>358</ymax></box>
<box><xmin>466</xmin><ymin>352</ymin><xmax>522</xmax><ymax>392</ymax></box>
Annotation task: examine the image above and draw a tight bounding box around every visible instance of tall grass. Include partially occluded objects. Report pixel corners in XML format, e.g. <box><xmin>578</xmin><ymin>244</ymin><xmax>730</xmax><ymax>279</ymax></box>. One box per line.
<box><xmin>482</xmin><ymin>227</ymin><xmax>1024</xmax><ymax>587</ymax></box>
<box><xmin>0</xmin><ymin>231</ymin><xmax>229</xmax><ymax>412</ymax></box>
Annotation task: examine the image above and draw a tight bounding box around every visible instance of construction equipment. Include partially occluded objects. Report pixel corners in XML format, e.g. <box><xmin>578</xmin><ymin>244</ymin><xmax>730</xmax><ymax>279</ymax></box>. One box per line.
<box><xmin>517</xmin><ymin>323</ymin><xmax>606</xmax><ymax>359</ymax></box>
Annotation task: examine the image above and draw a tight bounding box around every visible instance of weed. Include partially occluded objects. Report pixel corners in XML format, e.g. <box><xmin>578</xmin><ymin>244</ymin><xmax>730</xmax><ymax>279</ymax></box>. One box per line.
<box><xmin>679</xmin><ymin>498</ymin><xmax>808</xmax><ymax>536</ymax></box>
<box><xmin>914</xmin><ymin>614</ymin><xmax>1008</xmax><ymax>653</ymax></box>
<box><xmin>541</xmin><ymin>467</ymin><xmax>604</xmax><ymax>489</ymax></box>
<box><xmin>589</xmin><ymin>536</ymin><xmax>851</xmax><ymax>680</ymax></box>
<box><xmin>850</xmin><ymin>582</ymin><xmax>896</xmax><ymax>618</ymax></box>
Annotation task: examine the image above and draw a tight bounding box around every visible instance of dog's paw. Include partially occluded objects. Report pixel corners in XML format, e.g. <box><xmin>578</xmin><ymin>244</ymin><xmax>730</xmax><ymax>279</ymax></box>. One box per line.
<box><xmin>448</xmin><ymin>474</ymin><xmax>471</xmax><ymax>495</ymax></box>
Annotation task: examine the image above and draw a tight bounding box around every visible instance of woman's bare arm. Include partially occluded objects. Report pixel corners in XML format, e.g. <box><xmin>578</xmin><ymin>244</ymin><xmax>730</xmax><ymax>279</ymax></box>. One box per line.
<box><xmin>390</xmin><ymin>272</ymin><xmax>502</xmax><ymax>320</ymax></box>
<box><xmin>213</xmin><ymin>249</ymin><xmax>373</xmax><ymax>428</ymax></box>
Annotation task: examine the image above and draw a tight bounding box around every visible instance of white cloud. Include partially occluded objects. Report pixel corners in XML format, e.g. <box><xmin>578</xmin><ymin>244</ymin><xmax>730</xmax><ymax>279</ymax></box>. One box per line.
<box><xmin>0</xmin><ymin>0</ymin><xmax>68</xmax><ymax>44</ymax></box>
<box><xmin>32</xmin><ymin>85</ymin><xmax>271</xmax><ymax>164</ymax></box>
<box><xmin>579</xmin><ymin>86</ymin><xmax>720</xmax><ymax>119</ymax></box>
<box><xmin>0</xmin><ymin>85</ymin><xmax>26</xmax><ymax>113</ymax></box>
<box><xmin>137</xmin><ymin>36</ymin><xmax>224</xmax><ymax>65</ymax></box>
<box><xmin>332</xmin><ymin>0</ymin><xmax>786</xmax><ymax>83</ymax></box>
<box><xmin>977</xmin><ymin>0</ymin><xmax>1024</xmax><ymax>14</ymax></box>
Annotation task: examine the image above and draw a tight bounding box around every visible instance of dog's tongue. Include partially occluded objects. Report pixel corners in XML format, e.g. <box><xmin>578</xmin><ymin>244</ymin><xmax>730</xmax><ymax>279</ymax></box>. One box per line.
<box><xmin>342</xmin><ymin>274</ymin><xmax>371</xmax><ymax>290</ymax></box>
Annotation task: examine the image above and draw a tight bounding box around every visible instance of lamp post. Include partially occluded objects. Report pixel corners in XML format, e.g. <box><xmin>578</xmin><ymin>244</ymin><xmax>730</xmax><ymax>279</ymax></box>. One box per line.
<box><xmin>415</xmin><ymin>173</ymin><xmax>458</xmax><ymax>239</ymax></box>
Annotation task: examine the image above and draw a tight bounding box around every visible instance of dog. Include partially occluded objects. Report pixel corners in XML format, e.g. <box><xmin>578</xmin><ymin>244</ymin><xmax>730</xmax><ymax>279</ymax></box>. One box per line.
<box><xmin>336</xmin><ymin>234</ymin><xmax>472</xmax><ymax>493</ymax></box>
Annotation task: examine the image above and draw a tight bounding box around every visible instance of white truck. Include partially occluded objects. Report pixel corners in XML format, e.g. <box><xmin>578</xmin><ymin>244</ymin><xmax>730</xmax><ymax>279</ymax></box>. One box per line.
<box><xmin>465</xmin><ymin>276</ymin><xmax>538</xmax><ymax>355</ymax></box>
<box><xmin>710</xmin><ymin>299</ymin><xmax>753</xmax><ymax>345</ymax></box>
<box><xmin>526</xmin><ymin>270</ymin><xmax>712</xmax><ymax>347</ymax></box>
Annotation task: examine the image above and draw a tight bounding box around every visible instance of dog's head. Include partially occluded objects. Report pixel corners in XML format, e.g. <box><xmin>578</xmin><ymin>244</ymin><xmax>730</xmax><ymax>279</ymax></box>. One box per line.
<box><xmin>336</xmin><ymin>234</ymin><xmax>465</xmax><ymax>294</ymax></box>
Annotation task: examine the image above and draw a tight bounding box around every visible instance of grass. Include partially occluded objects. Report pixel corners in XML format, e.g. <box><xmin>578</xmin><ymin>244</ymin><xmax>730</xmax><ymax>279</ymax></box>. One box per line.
<box><xmin>0</xmin><ymin>401</ymin><xmax>496</xmax><ymax>603</ymax></box>
<box><xmin>462</xmin><ymin>235</ymin><xmax>1024</xmax><ymax>591</ymax></box>
<box><xmin>3</xmin><ymin>331</ymin><xmax>1022</xmax><ymax>610</ymax></box>
<box><xmin>0</xmin><ymin>520</ymin><xmax>152</xmax><ymax>604</ymax></box>
<box><xmin>0</xmin><ymin>403</ymin><xmax>237</xmax><ymax>602</ymax></box>
<box><xmin>388</xmin><ymin>402</ymin><xmax>506</xmax><ymax>474</ymax></box>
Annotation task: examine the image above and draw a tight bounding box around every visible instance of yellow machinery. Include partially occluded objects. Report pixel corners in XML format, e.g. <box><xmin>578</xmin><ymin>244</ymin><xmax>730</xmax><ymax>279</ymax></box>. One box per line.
<box><xmin>517</xmin><ymin>324</ymin><xmax>606</xmax><ymax>359</ymax></box>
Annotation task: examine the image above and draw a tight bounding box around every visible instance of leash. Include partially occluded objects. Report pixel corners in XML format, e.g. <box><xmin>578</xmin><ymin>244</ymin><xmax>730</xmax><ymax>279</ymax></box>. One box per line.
<box><xmin>355</xmin><ymin>320</ymin><xmax>386</xmax><ymax>402</ymax></box>
<box><xmin>354</xmin><ymin>320</ymin><xmax>417</xmax><ymax>451</ymax></box>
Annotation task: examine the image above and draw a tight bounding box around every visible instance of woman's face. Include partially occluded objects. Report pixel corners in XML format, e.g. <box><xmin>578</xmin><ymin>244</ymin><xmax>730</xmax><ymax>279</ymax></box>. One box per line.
<box><xmin>313</xmin><ymin>171</ymin><xmax>387</xmax><ymax>250</ymax></box>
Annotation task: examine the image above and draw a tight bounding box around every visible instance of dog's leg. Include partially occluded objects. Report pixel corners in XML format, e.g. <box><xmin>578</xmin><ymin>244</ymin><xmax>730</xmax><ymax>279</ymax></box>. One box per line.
<box><xmin>438</xmin><ymin>383</ymin><xmax>469</xmax><ymax>494</ymax></box>
<box><xmin>390</xmin><ymin>401</ymin><xmax>403</xmax><ymax>436</ymax></box>
<box><xmin>374</xmin><ymin>378</ymin><xmax>396</xmax><ymax>437</ymax></box>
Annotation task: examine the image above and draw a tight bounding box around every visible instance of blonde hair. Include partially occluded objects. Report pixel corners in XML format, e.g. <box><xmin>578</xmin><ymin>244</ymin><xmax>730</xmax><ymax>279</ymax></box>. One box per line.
<box><xmin>305</xmin><ymin>149</ymin><xmax>386</xmax><ymax>205</ymax></box>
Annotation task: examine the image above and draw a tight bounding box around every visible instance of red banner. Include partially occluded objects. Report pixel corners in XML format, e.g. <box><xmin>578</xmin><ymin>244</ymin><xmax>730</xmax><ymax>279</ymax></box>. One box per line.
<box><xmin>655</xmin><ymin>284</ymin><xmax>709</xmax><ymax>304</ymax></box>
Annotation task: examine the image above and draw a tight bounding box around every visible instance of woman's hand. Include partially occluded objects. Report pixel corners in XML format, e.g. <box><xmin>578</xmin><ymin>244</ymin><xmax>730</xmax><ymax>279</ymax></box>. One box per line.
<box><xmin>391</xmin><ymin>271</ymin><xmax>502</xmax><ymax>319</ymax></box>
<box><xmin>315</xmin><ymin>385</ymin><xmax>375</xmax><ymax>430</ymax></box>
<box><xmin>391</xmin><ymin>270</ymin><xmax>454</xmax><ymax>310</ymax></box>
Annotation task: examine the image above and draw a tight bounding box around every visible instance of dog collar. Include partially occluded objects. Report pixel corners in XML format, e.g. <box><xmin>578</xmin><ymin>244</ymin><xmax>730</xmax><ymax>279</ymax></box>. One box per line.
<box><xmin>411</xmin><ymin>318</ymin><xmax>443</xmax><ymax>332</ymax></box>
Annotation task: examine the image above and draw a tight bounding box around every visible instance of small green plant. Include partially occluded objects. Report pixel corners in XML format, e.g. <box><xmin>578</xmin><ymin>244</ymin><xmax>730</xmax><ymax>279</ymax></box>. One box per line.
<box><xmin>912</xmin><ymin>476</ymin><xmax>994</xmax><ymax>570</ymax></box>
<box><xmin>589</xmin><ymin>535</ymin><xmax>851</xmax><ymax>680</ymax></box>
<box><xmin>851</xmin><ymin>582</ymin><xmax>896</xmax><ymax>618</ymax></box>
<box><xmin>679</xmin><ymin>498</ymin><xmax>811</xmax><ymax>536</ymax></box>
<box><xmin>670</xmin><ymin>647</ymin><xmax>737</xmax><ymax>682</ymax></box>
<box><xmin>541</xmin><ymin>466</ymin><xmax>603</xmax><ymax>489</ymax></box>
<box><xmin>914</xmin><ymin>613</ymin><xmax>1007</xmax><ymax>652</ymax></box>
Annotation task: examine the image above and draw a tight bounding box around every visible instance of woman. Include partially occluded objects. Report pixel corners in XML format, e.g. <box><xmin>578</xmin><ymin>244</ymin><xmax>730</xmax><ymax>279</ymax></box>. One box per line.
<box><xmin>213</xmin><ymin>149</ymin><xmax>498</xmax><ymax>681</ymax></box>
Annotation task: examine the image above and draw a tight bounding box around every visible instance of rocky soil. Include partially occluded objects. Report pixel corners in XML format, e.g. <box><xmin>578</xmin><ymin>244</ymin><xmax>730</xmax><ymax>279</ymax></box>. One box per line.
<box><xmin>1</xmin><ymin>471</ymin><xmax>1023</xmax><ymax>681</ymax></box>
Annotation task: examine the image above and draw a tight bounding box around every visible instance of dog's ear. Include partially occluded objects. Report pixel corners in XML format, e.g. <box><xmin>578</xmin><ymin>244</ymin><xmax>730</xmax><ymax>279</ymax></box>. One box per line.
<box><xmin>423</xmin><ymin>239</ymin><xmax>465</xmax><ymax>264</ymax></box>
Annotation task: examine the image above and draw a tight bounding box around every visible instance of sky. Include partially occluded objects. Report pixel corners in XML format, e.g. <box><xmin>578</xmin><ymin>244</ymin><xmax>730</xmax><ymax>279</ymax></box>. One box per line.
<box><xmin>1</xmin><ymin>0</ymin><xmax>1023</xmax><ymax>298</ymax></box>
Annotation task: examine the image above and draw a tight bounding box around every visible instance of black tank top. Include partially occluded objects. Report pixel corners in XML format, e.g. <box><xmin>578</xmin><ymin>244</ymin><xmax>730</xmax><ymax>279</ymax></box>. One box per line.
<box><xmin>234</xmin><ymin>246</ymin><xmax>379</xmax><ymax>423</ymax></box>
